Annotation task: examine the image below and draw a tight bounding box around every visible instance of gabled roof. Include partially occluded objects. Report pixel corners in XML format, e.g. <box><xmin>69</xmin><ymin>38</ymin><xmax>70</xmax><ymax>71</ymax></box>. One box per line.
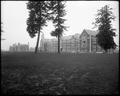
<box><xmin>84</xmin><ymin>29</ymin><xmax>99</xmax><ymax>36</ymax></box>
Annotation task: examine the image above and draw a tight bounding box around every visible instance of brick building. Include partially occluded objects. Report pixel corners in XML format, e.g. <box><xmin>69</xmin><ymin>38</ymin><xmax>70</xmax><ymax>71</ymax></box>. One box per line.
<box><xmin>40</xmin><ymin>29</ymin><xmax>114</xmax><ymax>53</ymax></box>
<box><xmin>80</xmin><ymin>29</ymin><xmax>102</xmax><ymax>52</ymax></box>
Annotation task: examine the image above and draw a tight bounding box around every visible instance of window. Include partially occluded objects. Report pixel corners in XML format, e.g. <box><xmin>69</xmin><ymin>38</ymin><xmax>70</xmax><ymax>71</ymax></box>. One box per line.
<box><xmin>83</xmin><ymin>41</ymin><xmax>85</xmax><ymax>43</ymax></box>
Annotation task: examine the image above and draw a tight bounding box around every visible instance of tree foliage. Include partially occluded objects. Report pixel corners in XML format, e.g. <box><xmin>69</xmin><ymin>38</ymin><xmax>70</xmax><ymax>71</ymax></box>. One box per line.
<box><xmin>93</xmin><ymin>5</ymin><xmax>117</xmax><ymax>52</ymax></box>
<box><xmin>49</xmin><ymin>1</ymin><xmax>67</xmax><ymax>53</ymax></box>
<box><xmin>26</xmin><ymin>1</ymin><xmax>49</xmax><ymax>53</ymax></box>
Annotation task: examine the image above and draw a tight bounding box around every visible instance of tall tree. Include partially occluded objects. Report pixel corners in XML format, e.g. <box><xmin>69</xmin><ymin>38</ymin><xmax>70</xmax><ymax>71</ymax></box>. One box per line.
<box><xmin>26</xmin><ymin>1</ymin><xmax>49</xmax><ymax>53</ymax></box>
<box><xmin>49</xmin><ymin>1</ymin><xmax>67</xmax><ymax>53</ymax></box>
<box><xmin>93</xmin><ymin>5</ymin><xmax>117</xmax><ymax>52</ymax></box>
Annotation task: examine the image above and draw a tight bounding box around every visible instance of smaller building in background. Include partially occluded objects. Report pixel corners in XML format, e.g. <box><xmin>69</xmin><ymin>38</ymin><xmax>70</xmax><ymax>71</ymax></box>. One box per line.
<box><xmin>29</xmin><ymin>47</ymin><xmax>35</xmax><ymax>52</ymax></box>
<box><xmin>9</xmin><ymin>42</ymin><xmax>29</xmax><ymax>52</ymax></box>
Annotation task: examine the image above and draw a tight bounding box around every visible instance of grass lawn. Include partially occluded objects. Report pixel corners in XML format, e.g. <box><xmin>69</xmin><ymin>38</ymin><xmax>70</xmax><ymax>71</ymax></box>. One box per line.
<box><xmin>1</xmin><ymin>52</ymin><xmax>119</xmax><ymax>95</ymax></box>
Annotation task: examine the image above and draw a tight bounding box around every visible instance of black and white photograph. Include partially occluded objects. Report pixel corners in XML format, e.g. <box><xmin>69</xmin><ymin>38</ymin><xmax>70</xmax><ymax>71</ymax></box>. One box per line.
<box><xmin>1</xmin><ymin>0</ymin><xmax>119</xmax><ymax>95</ymax></box>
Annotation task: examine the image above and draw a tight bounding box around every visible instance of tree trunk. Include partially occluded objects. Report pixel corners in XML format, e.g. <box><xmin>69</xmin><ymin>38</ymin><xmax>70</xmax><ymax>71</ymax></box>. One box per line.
<box><xmin>35</xmin><ymin>30</ymin><xmax>41</xmax><ymax>54</ymax></box>
<box><xmin>35</xmin><ymin>2</ymin><xmax>41</xmax><ymax>54</ymax></box>
<box><xmin>104</xmin><ymin>49</ymin><xmax>108</xmax><ymax>53</ymax></box>
<box><xmin>57</xmin><ymin>1</ymin><xmax>60</xmax><ymax>54</ymax></box>
<box><xmin>58</xmin><ymin>35</ymin><xmax>60</xmax><ymax>54</ymax></box>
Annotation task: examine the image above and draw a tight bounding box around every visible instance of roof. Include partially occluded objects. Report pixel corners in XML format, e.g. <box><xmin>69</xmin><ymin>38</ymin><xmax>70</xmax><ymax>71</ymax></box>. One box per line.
<box><xmin>42</xmin><ymin>29</ymin><xmax>98</xmax><ymax>43</ymax></box>
<box><xmin>84</xmin><ymin>29</ymin><xmax>99</xmax><ymax>36</ymax></box>
<box><xmin>61</xmin><ymin>33</ymin><xmax>81</xmax><ymax>40</ymax></box>
<box><xmin>44</xmin><ymin>38</ymin><xmax>57</xmax><ymax>42</ymax></box>
<box><xmin>61</xmin><ymin>35</ymin><xmax>73</xmax><ymax>40</ymax></box>
<box><xmin>72</xmin><ymin>33</ymin><xmax>80</xmax><ymax>39</ymax></box>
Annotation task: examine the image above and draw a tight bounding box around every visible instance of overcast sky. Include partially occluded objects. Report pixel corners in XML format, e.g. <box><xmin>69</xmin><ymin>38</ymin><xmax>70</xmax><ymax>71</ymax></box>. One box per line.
<box><xmin>1</xmin><ymin>1</ymin><xmax>119</xmax><ymax>51</ymax></box>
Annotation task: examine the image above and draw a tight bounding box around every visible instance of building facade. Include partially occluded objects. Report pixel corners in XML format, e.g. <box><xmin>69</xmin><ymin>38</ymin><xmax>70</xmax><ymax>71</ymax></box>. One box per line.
<box><xmin>9</xmin><ymin>43</ymin><xmax>29</xmax><ymax>52</ymax></box>
<box><xmin>79</xmin><ymin>29</ymin><xmax>103</xmax><ymax>52</ymax></box>
<box><xmin>40</xmin><ymin>29</ymin><xmax>114</xmax><ymax>53</ymax></box>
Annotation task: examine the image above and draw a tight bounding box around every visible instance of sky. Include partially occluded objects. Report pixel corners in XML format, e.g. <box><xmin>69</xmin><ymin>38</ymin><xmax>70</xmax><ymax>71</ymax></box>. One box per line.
<box><xmin>1</xmin><ymin>1</ymin><xmax>119</xmax><ymax>51</ymax></box>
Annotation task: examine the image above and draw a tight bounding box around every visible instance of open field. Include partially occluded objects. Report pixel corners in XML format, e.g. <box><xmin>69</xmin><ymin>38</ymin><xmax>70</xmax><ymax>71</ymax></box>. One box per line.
<box><xmin>1</xmin><ymin>52</ymin><xmax>119</xmax><ymax>95</ymax></box>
